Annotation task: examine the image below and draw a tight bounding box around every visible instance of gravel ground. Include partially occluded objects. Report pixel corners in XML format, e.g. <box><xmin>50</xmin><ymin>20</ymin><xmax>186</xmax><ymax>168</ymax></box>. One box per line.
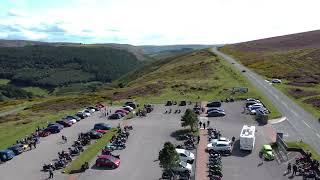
<box><xmin>0</xmin><ymin>106</ymin><xmax>121</xmax><ymax>180</ymax></box>
<box><xmin>204</xmin><ymin>101</ymin><xmax>301</xmax><ymax>180</ymax></box>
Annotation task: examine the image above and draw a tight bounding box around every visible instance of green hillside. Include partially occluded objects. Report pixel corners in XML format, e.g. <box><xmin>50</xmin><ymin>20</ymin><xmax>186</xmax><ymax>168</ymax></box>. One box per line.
<box><xmin>0</xmin><ymin>45</ymin><xmax>143</xmax><ymax>89</ymax></box>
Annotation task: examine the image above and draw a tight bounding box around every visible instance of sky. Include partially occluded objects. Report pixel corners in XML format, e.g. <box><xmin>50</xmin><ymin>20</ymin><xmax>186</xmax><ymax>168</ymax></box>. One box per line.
<box><xmin>0</xmin><ymin>0</ymin><xmax>319</xmax><ymax>45</ymax></box>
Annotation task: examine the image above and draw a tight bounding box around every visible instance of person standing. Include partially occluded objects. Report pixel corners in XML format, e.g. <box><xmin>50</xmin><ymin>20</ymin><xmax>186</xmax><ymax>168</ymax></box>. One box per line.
<box><xmin>197</xmin><ymin>135</ymin><xmax>200</xmax><ymax>144</ymax></box>
<box><xmin>207</xmin><ymin>120</ymin><xmax>210</xmax><ymax>127</ymax></box>
<box><xmin>203</xmin><ymin>122</ymin><xmax>206</xmax><ymax>129</ymax></box>
<box><xmin>49</xmin><ymin>167</ymin><xmax>54</xmax><ymax>179</ymax></box>
<box><xmin>292</xmin><ymin>164</ymin><xmax>297</xmax><ymax>176</ymax></box>
<box><xmin>199</xmin><ymin>121</ymin><xmax>202</xmax><ymax>128</ymax></box>
<box><xmin>287</xmin><ymin>163</ymin><xmax>291</xmax><ymax>174</ymax></box>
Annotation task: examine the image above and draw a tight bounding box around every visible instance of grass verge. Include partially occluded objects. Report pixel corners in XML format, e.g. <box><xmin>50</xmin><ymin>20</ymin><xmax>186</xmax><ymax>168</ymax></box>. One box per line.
<box><xmin>63</xmin><ymin>128</ymin><xmax>117</xmax><ymax>174</ymax></box>
<box><xmin>286</xmin><ymin>141</ymin><xmax>320</xmax><ymax>161</ymax></box>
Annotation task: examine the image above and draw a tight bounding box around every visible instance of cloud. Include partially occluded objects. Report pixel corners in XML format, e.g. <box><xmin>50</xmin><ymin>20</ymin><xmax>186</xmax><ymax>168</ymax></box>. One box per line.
<box><xmin>29</xmin><ymin>23</ymin><xmax>66</xmax><ymax>33</ymax></box>
<box><xmin>6</xmin><ymin>9</ymin><xmax>26</xmax><ymax>17</ymax></box>
<box><xmin>0</xmin><ymin>24</ymin><xmax>22</xmax><ymax>32</ymax></box>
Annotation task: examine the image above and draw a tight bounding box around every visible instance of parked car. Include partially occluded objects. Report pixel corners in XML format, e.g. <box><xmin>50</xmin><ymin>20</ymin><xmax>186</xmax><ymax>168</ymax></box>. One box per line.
<box><xmin>116</xmin><ymin>112</ymin><xmax>126</xmax><ymax>117</ymax></box>
<box><xmin>207</xmin><ymin>101</ymin><xmax>222</xmax><ymax>108</ymax></box>
<box><xmin>88</xmin><ymin>130</ymin><xmax>103</xmax><ymax>139</ymax></box>
<box><xmin>88</xmin><ymin>106</ymin><xmax>99</xmax><ymax>111</ymax></box>
<box><xmin>48</xmin><ymin>123</ymin><xmax>64</xmax><ymax>129</ymax></box>
<box><xmin>56</xmin><ymin>120</ymin><xmax>72</xmax><ymax>127</ymax></box>
<box><xmin>179</xmin><ymin>101</ymin><xmax>187</xmax><ymax>106</ymax></box>
<box><xmin>272</xmin><ymin>79</ymin><xmax>282</xmax><ymax>83</ymax></box>
<box><xmin>66</xmin><ymin>115</ymin><xmax>81</xmax><ymax>121</ymax></box>
<box><xmin>39</xmin><ymin>130</ymin><xmax>51</xmax><ymax>137</ymax></box>
<box><xmin>82</xmin><ymin>109</ymin><xmax>92</xmax><ymax>116</ymax></box>
<box><xmin>207</xmin><ymin>110</ymin><xmax>226</xmax><ymax>117</ymax></box>
<box><xmin>45</xmin><ymin>125</ymin><xmax>63</xmax><ymax>133</ymax></box>
<box><xmin>109</xmin><ymin>113</ymin><xmax>122</xmax><ymax>120</ymax></box>
<box><xmin>176</xmin><ymin>148</ymin><xmax>195</xmax><ymax>164</ymax></box>
<box><xmin>95</xmin><ymin>155</ymin><xmax>120</xmax><ymax>169</ymax></box>
<box><xmin>207</xmin><ymin>108</ymin><xmax>224</xmax><ymax>114</ymax></box>
<box><xmin>260</xmin><ymin>144</ymin><xmax>274</xmax><ymax>160</ymax></box>
<box><xmin>165</xmin><ymin>101</ymin><xmax>173</xmax><ymax>106</ymax></box>
<box><xmin>94</xmin><ymin>129</ymin><xmax>108</xmax><ymax>134</ymax></box>
<box><xmin>0</xmin><ymin>149</ymin><xmax>15</xmax><ymax>162</ymax></box>
<box><xmin>94</xmin><ymin>123</ymin><xmax>112</xmax><ymax>130</ymax></box>
<box><xmin>211</xmin><ymin>137</ymin><xmax>231</xmax><ymax>145</ymax></box>
<box><xmin>125</xmin><ymin>101</ymin><xmax>137</xmax><ymax>109</ymax></box>
<box><xmin>172</xmin><ymin>161</ymin><xmax>192</xmax><ymax>173</ymax></box>
<box><xmin>8</xmin><ymin>144</ymin><xmax>24</xmax><ymax>155</ymax></box>
<box><xmin>76</xmin><ymin>112</ymin><xmax>87</xmax><ymax>119</ymax></box>
<box><xmin>207</xmin><ymin>141</ymin><xmax>232</xmax><ymax>153</ymax></box>
<box><xmin>115</xmin><ymin>109</ymin><xmax>129</xmax><ymax>115</ymax></box>
<box><xmin>122</xmin><ymin>107</ymin><xmax>133</xmax><ymax>112</ymax></box>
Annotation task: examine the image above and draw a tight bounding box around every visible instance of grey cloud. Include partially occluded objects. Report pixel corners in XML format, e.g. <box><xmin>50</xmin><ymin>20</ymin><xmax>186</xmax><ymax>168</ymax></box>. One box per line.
<box><xmin>29</xmin><ymin>23</ymin><xmax>66</xmax><ymax>33</ymax></box>
<box><xmin>0</xmin><ymin>24</ymin><xmax>22</xmax><ymax>32</ymax></box>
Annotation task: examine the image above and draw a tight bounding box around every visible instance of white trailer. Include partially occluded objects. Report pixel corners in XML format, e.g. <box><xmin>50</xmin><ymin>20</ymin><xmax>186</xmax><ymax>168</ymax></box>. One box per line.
<box><xmin>240</xmin><ymin>125</ymin><xmax>256</xmax><ymax>151</ymax></box>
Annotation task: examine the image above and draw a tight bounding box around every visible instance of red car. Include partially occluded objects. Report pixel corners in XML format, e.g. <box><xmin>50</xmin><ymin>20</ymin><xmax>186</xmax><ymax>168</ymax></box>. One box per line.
<box><xmin>95</xmin><ymin>155</ymin><xmax>120</xmax><ymax>169</ymax></box>
<box><xmin>95</xmin><ymin>129</ymin><xmax>108</xmax><ymax>134</ymax></box>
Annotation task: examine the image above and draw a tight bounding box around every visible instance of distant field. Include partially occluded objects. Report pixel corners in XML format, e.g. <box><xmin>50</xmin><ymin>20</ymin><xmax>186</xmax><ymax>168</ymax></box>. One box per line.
<box><xmin>114</xmin><ymin>49</ymin><xmax>281</xmax><ymax>118</ymax></box>
<box><xmin>22</xmin><ymin>87</ymin><xmax>49</xmax><ymax>97</ymax></box>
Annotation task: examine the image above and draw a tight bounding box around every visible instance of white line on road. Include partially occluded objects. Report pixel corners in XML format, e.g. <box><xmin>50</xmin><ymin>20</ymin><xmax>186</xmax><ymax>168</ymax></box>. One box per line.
<box><xmin>317</xmin><ymin>133</ymin><xmax>320</xmax><ymax>139</ymax></box>
<box><xmin>303</xmin><ymin>120</ymin><xmax>312</xmax><ymax>128</ymax></box>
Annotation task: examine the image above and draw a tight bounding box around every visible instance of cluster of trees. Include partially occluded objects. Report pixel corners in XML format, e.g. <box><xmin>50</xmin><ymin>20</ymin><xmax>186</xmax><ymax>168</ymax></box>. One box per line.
<box><xmin>0</xmin><ymin>85</ymin><xmax>32</xmax><ymax>101</ymax></box>
<box><xmin>181</xmin><ymin>109</ymin><xmax>199</xmax><ymax>132</ymax></box>
<box><xmin>0</xmin><ymin>46</ymin><xmax>142</xmax><ymax>88</ymax></box>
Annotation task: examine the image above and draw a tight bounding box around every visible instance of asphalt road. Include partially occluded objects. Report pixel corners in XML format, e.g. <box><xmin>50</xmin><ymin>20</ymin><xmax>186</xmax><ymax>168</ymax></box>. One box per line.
<box><xmin>212</xmin><ymin>47</ymin><xmax>320</xmax><ymax>153</ymax></box>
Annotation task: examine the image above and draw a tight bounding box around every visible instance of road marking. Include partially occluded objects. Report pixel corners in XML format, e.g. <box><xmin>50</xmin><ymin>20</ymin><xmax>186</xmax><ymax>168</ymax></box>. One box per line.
<box><xmin>316</xmin><ymin>133</ymin><xmax>320</xmax><ymax>139</ymax></box>
<box><xmin>291</xmin><ymin>110</ymin><xmax>299</xmax><ymax>117</ymax></box>
<box><xmin>302</xmin><ymin>120</ymin><xmax>312</xmax><ymax>128</ymax></box>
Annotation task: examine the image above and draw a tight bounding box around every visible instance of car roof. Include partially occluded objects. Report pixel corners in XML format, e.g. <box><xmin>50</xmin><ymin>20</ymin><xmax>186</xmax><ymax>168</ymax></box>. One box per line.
<box><xmin>0</xmin><ymin>149</ymin><xmax>13</xmax><ymax>153</ymax></box>
<box><xmin>263</xmin><ymin>144</ymin><xmax>272</xmax><ymax>150</ymax></box>
<box><xmin>215</xmin><ymin>141</ymin><xmax>230</xmax><ymax>145</ymax></box>
<box><xmin>175</xmin><ymin>148</ymin><xmax>187</xmax><ymax>154</ymax></box>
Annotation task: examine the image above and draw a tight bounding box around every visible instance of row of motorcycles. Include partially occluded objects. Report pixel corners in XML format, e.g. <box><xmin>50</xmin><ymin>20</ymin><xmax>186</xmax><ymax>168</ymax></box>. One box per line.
<box><xmin>295</xmin><ymin>155</ymin><xmax>320</xmax><ymax>179</ymax></box>
<box><xmin>42</xmin><ymin>132</ymin><xmax>92</xmax><ymax>172</ymax></box>
<box><xmin>104</xmin><ymin>127</ymin><xmax>132</xmax><ymax>152</ymax></box>
<box><xmin>207</xmin><ymin>128</ymin><xmax>223</xmax><ymax>180</ymax></box>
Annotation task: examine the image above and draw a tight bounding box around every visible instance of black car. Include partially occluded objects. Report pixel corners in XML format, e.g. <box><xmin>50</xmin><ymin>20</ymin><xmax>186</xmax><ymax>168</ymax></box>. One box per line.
<box><xmin>56</xmin><ymin>120</ymin><xmax>72</xmax><ymax>127</ymax></box>
<box><xmin>207</xmin><ymin>101</ymin><xmax>222</xmax><ymax>108</ymax></box>
<box><xmin>207</xmin><ymin>110</ymin><xmax>226</xmax><ymax>117</ymax></box>
<box><xmin>108</xmin><ymin>113</ymin><xmax>122</xmax><ymax>120</ymax></box>
<box><xmin>8</xmin><ymin>144</ymin><xmax>24</xmax><ymax>155</ymax></box>
<box><xmin>45</xmin><ymin>125</ymin><xmax>63</xmax><ymax>133</ymax></box>
<box><xmin>179</xmin><ymin>101</ymin><xmax>187</xmax><ymax>106</ymax></box>
<box><xmin>94</xmin><ymin>123</ymin><xmax>112</xmax><ymax>130</ymax></box>
<box><xmin>66</xmin><ymin>115</ymin><xmax>81</xmax><ymax>121</ymax></box>
<box><xmin>75</xmin><ymin>112</ymin><xmax>86</xmax><ymax>119</ymax></box>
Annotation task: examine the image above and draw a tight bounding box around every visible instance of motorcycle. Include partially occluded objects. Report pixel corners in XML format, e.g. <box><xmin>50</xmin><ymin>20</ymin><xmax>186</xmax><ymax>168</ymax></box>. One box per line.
<box><xmin>54</xmin><ymin>160</ymin><xmax>66</xmax><ymax>169</ymax></box>
<box><xmin>42</xmin><ymin>163</ymin><xmax>55</xmax><ymax>171</ymax></box>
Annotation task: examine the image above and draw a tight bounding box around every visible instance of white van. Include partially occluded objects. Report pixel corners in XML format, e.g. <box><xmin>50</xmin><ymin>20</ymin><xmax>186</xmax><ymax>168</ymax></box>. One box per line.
<box><xmin>240</xmin><ymin>125</ymin><xmax>256</xmax><ymax>151</ymax></box>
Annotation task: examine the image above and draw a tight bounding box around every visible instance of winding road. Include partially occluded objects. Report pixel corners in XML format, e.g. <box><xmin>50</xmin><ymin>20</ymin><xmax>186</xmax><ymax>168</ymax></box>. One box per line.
<box><xmin>212</xmin><ymin>47</ymin><xmax>320</xmax><ymax>153</ymax></box>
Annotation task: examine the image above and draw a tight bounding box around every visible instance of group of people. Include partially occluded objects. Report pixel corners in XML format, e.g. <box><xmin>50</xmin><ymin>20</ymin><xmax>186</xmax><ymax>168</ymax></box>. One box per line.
<box><xmin>286</xmin><ymin>151</ymin><xmax>320</xmax><ymax>178</ymax></box>
<box><xmin>16</xmin><ymin>132</ymin><xmax>40</xmax><ymax>150</ymax></box>
<box><xmin>199</xmin><ymin>120</ymin><xmax>210</xmax><ymax>129</ymax></box>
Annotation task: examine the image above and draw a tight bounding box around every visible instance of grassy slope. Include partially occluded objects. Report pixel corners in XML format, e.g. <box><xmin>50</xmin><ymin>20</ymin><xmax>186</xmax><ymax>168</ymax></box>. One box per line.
<box><xmin>114</xmin><ymin>49</ymin><xmax>280</xmax><ymax>118</ymax></box>
<box><xmin>0</xmin><ymin>79</ymin><xmax>10</xmax><ymax>85</ymax></box>
<box><xmin>221</xmin><ymin>46</ymin><xmax>320</xmax><ymax>118</ymax></box>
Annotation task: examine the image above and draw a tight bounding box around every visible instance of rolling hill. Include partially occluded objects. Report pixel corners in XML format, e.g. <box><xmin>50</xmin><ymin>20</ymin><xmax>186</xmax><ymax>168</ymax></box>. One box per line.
<box><xmin>220</xmin><ymin>30</ymin><xmax>320</xmax><ymax>117</ymax></box>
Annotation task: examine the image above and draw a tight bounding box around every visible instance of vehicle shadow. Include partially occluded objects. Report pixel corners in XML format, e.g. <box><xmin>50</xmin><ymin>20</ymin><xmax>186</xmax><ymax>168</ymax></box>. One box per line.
<box><xmin>170</xmin><ymin>129</ymin><xmax>191</xmax><ymax>141</ymax></box>
<box><xmin>231</xmin><ymin>140</ymin><xmax>251</xmax><ymax>157</ymax></box>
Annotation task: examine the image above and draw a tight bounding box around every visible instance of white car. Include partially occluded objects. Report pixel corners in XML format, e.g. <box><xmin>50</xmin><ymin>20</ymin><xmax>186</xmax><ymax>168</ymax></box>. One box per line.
<box><xmin>68</xmin><ymin>119</ymin><xmax>77</xmax><ymax>124</ymax></box>
<box><xmin>172</xmin><ymin>161</ymin><xmax>192</xmax><ymax>173</ymax></box>
<box><xmin>246</xmin><ymin>98</ymin><xmax>261</xmax><ymax>103</ymax></box>
<box><xmin>211</xmin><ymin>137</ymin><xmax>231</xmax><ymax>145</ymax></box>
<box><xmin>207</xmin><ymin>141</ymin><xmax>232</xmax><ymax>153</ymax></box>
<box><xmin>248</xmin><ymin>103</ymin><xmax>263</xmax><ymax>110</ymax></box>
<box><xmin>176</xmin><ymin>148</ymin><xmax>195</xmax><ymax>164</ymax></box>
<box><xmin>86</xmin><ymin>108</ymin><xmax>95</xmax><ymax>113</ymax></box>
<box><xmin>123</xmin><ymin>106</ymin><xmax>134</xmax><ymax>111</ymax></box>
<box><xmin>81</xmin><ymin>110</ymin><xmax>91</xmax><ymax>117</ymax></box>
<box><xmin>272</xmin><ymin>79</ymin><xmax>282</xmax><ymax>83</ymax></box>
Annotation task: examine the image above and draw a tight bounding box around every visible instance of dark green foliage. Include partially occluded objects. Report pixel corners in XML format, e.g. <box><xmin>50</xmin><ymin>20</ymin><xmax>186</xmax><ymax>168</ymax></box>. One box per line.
<box><xmin>181</xmin><ymin>109</ymin><xmax>199</xmax><ymax>131</ymax></box>
<box><xmin>158</xmin><ymin>142</ymin><xmax>179</xmax><ymax>170</ymax></box>
<box><xmin>0</xmin><ymin>85</ymin><xmax>32</xmax><ymax>100</ymax></box>
<box><xmin>0</xmin><ymin>46</ymin><xmax>142</xmax><ymax>88</ymax></box>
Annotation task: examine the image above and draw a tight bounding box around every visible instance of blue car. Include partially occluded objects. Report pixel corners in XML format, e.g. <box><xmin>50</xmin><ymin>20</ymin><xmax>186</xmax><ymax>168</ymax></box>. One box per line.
<box><xmin>94</xmin><ymin>123</ymin><xmax>112</xmax><ymax>130</ymax></box>
<box><xmin>0</xmin><ymin>149</ymin><xmax>15</xmax><ymax>162</ymax></box>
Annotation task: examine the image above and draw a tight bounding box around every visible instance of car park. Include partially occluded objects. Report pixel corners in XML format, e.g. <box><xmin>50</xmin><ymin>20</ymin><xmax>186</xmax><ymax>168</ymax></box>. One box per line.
<box><xmin>176</xmin><ymin>148</ymin><xmax>195</xmax><ymax>164</ymax></box>
<box><xmin>172</xmin><ymin>161</ymin><xmax>192</xmax><ymax>173</ymax></box>
<box><xmin>109</xmin><ymin>113</ymin><xmax>122</xmax><ymax>119</ymax></box>
<box><xmin>0</xmin><ymin>149</ymin><xmax>15</xmax><ymax>162</ymax></box>
<box><xmin>260</xmin><ymin>144</ymin><xmax>274</xmax><ymax>160</ymax></box>
<box><xmin>207</xmin><ymin>141</ymin><xmax>232</xmax><ymax>153</ymax></box>
<box><xmin>207</xmin><ymin>110</ymin><xmax>226</xmax><ymax>117</ymax></box>
<box><xmin>95</xmin><ymin>155</ymin><xmax>120</xmax><ymax>169</ymax></box>
<box><xmin>207</xmin><ymin>101</ymin><xmax>222</xmax><ymax>108</ymax></box>
<box><xmin>8</xmin><ymin>144</ymin><xmax>24</xmax><ymax>155</ymax></box>
<box><xmin>94</xmin><ymin>123</ymin><xmax>112</xmax><ymax>130</ymax></box>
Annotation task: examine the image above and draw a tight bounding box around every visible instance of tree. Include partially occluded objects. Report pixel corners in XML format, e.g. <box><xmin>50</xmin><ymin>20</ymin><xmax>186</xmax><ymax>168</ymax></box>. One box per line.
<box><xmin>181</xmin><ymin>109</ymin><xmax>198</xmax><ymax>131</ymax></box>
<box><xmin>158</xmin><ymin>142</ymin><xmax>179</xmax><ymax>170</ymax></box>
